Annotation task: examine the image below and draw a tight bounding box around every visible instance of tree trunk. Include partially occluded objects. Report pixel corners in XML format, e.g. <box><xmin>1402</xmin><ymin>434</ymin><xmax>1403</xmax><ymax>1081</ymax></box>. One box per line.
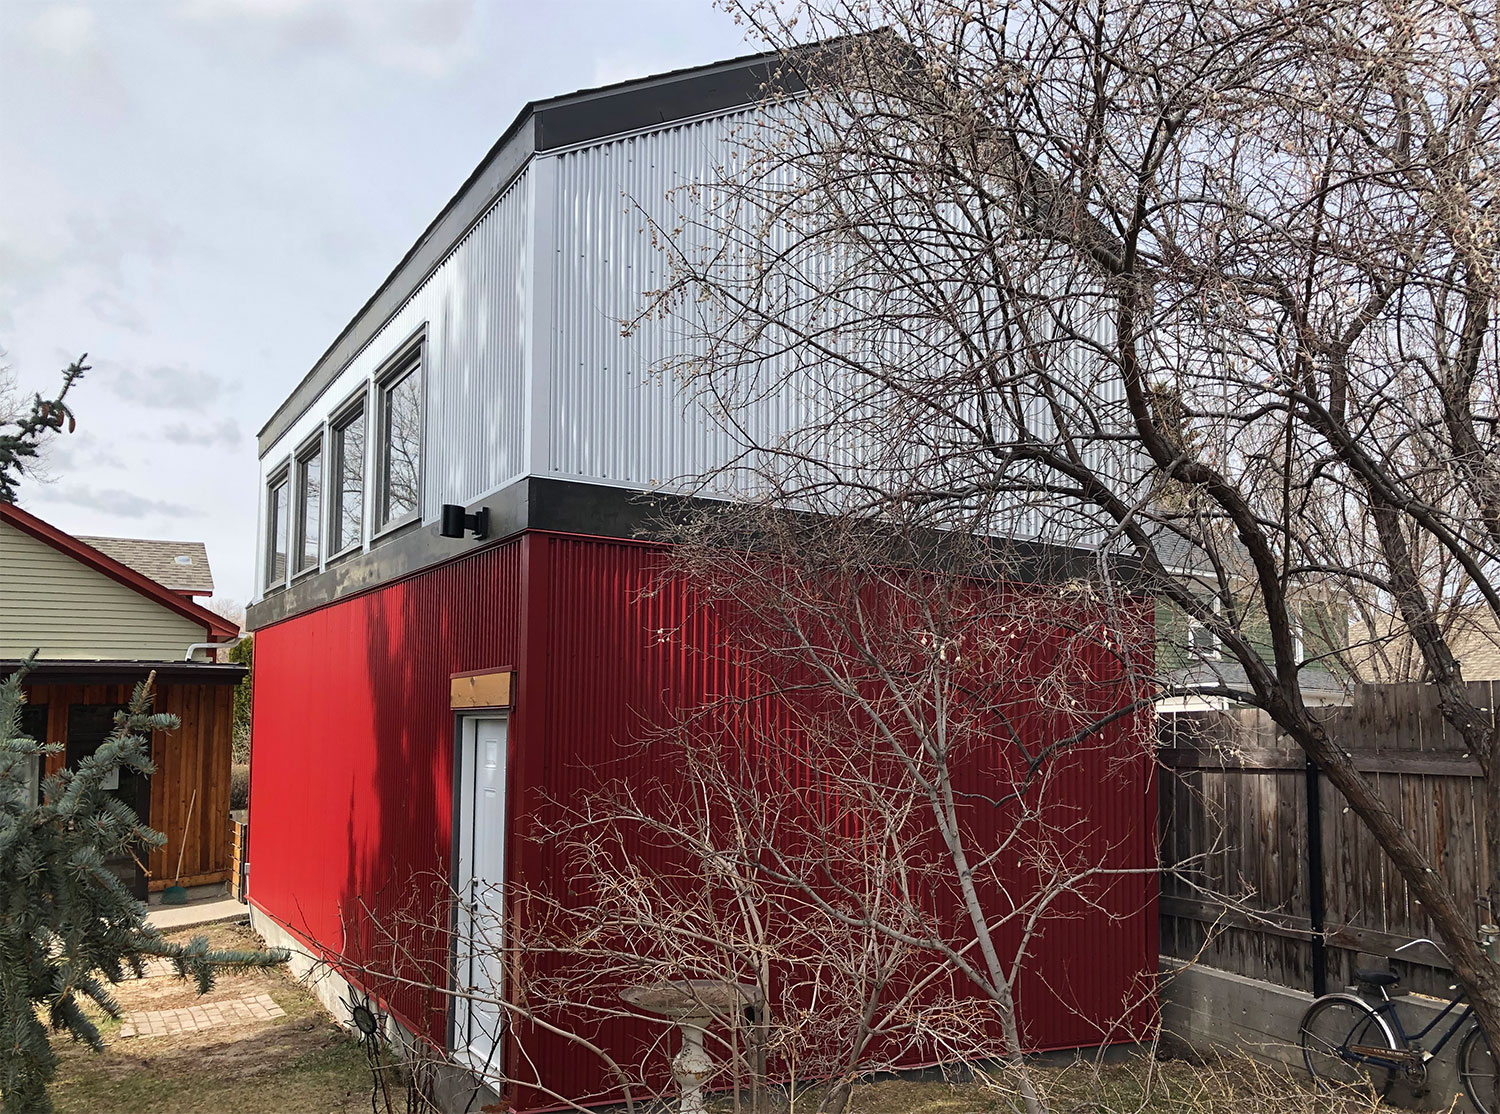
<box><xmin>929</xmin><ymin>776</ymin><xmax>1046</xmax><ymax>1114</ymax></box>
<box><xmin>1487</xmin><ymin>772</ymin><xmax>1500</xmax><ymax>924</ymax></box>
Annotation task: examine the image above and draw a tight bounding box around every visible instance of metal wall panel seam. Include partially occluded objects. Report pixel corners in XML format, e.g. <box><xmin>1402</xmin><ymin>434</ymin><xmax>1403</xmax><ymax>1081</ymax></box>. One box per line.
<box><xmin>525</xmin><ymin>157</ymin><xmax>557</xmax><ymax>481</ymax></box>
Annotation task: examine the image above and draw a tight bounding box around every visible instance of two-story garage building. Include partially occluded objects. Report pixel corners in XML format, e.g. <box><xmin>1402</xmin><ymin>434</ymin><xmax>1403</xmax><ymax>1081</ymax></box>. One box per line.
<box><xmin>246</xmin><ymin>47</ymin><xmax>1158</xmax><ymax>1111</ymax></box>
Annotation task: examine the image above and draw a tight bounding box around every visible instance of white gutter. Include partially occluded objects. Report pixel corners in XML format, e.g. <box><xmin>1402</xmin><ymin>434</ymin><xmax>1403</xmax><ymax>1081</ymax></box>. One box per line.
<box><xmin>184</xmin><ymin>636</ymin><xmax>244</xmax><ymax>662</ymax></box>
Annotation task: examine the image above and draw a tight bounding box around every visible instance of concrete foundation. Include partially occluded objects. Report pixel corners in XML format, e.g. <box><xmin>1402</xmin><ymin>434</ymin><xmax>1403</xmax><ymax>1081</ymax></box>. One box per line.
<box><xmin>1161</xmin><ymin>959</ymin><xmax>1477</xmax><ymax>1111</ymax></box>
<box><xmin>249</xmin><ymin>902</ymin><xmax>502</xmax><ymax>1114</ymax></box>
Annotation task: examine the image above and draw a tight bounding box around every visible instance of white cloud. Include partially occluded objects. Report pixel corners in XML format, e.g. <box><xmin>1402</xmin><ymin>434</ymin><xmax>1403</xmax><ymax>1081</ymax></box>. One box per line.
<box><xmin>0</xmin><ymin>204</ymin><xmax>184</xmax><ymax>330</ymax></box>
<box><xmin>173</xmin><ymin>0</ymin><xmax>480</xmax><ymax>78</ymax></box>
<box><xmin>103</xmin><ymin>364</ymin><xmax>234</xmax><ymax>414</ymax></box>
<box><xmin>163</xmin><ymin>418</ymin><xmax>241</xmax><ymax>447</ymax></box>
<box><xmin>47</xmin><ymin>485</ymin><xmax>195</xmax><ymax>519</ymax></box>
<box><xmin>27</xmin><ymin>5</ymin><xmax>98</xmax><ymax>58</ymax></box>
<box><xmin>45</xmin><ymin>433</ymin><xmax>127</xmax><ymax>474</ymax></box>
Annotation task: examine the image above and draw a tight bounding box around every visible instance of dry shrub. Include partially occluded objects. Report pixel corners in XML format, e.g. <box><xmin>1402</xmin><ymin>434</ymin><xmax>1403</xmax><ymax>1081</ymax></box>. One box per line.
<box><xmin>229</xmin><ymin>763</ymin><xmax>249</xmax><ymax>810</ymax></box>
<box><xmin>842</xmin><ymin>1049</ymin><xmax>1395</xmax><ymax>1114</ymax></box>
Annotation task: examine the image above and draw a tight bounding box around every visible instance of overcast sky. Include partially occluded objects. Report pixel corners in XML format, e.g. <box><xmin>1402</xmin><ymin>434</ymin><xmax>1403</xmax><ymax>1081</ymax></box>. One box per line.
<box><xmin>0</xmin><ymin>0</ymin><xmax>749</xmax><ymax>611</ymax></box>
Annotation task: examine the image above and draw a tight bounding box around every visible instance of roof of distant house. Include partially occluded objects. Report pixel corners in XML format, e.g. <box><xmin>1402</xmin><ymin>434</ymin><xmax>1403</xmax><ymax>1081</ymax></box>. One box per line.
<box><xmin>76</xmin><ymin>536</ymin><xmax>214</xmax><ymax>595</ymax></box>
<box><xmin>1166</xmin><ymin>659</ymin><xmax>1351</xmax><ymax>704</ymax></box>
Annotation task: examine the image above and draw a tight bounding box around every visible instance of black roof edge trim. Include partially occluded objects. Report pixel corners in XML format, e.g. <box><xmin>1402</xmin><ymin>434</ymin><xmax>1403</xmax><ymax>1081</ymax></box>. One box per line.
<box><xmin>3</xmin><ymin>660</ymin><xmax>249</xmax><ymax>685</ymax></box>
<box><xmin>534</xmin><ymin>55</ymin><xmax>803</xmax><ymax>152</ymax></box>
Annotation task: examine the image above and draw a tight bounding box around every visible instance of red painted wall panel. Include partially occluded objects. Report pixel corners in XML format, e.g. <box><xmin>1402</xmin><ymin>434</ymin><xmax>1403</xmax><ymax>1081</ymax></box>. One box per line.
<box><xmin>248</xmin><ymin>538</ymin><xmax>525</xmax><ymax>1039</ymax></box>
<box><xmin>508</xmin><ymin>534</ymin><xmax>1158</xmax><ymax>1107</ymax></box>
<box><xmin>249</xmin><ymin>530</ymin><xmax>1157</xmax><ymax>1107</ymax></box>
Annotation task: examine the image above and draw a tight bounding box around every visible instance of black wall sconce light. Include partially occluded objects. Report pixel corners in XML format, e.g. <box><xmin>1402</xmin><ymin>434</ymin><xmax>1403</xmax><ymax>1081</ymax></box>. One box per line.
<box><xmin>440</xmin><ymin>503</ymin><xmax>489</xmax><ymax>540</ymax></box>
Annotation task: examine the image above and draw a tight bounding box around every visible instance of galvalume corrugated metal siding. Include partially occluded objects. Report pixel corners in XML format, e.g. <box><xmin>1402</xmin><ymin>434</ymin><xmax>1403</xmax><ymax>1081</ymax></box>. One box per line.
<box><xmin>247</xmin><ymin>538</ymin><xmax>526</xmax><ymax>1040</ymax></box>
<box><xmin>251</xmin><ymin>531</ymin><xmax>1156</xmax><ymax>1107</ymax></box>
<box><xmin>540</xmin><ymin>117</ymin><xmax>1136</xmax><ymax>545</ymax></box>
<box><xmin>258</xmin><ymin>107</ymin><xmax>1138</xmax><ymax>586</ymax></box>
<box><xmin>255</xmin><ymin>168</ymin><xmax>530</xmax><ymax>594</ymax></box>
<box><xmin>421</xmin><ymin>166</ymin><xmax>531</xmax><ymax>520</ymax></box>
<box><xmin>545</xmin><ymin>112</ymin><xmax>814</xmax><ymax>495</ymax></box>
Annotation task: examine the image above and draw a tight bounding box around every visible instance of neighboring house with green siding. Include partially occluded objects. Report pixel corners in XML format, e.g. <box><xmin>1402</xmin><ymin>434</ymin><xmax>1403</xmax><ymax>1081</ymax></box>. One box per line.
<box><xmin>0</xmin><ymin>500</ymin><xmax>244</xmax><ymax>898</ymax></box>
<box><xmin>0</xmin><ymin>518</ymin><xmax>219</xmax><ymax>660</ymax></box>
<box><xmin>1150</xmin><ymin>531</ymin><xmax>1351</xmax><ymax>713</ymax></box>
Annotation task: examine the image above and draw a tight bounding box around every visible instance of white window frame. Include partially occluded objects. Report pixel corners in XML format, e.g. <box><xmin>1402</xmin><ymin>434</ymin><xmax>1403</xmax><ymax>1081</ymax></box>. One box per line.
<box><xmin>1187</xmin><ymin>596</ymin><xmax>1224</xmax><ymax>661</ymax></box>
<box><xmin>264</xmin><ymin>460</ymin><xmax>291</xmax><ymax>592</ymax></box>
<box><xmin>327</xmin><ymin>385</ymin><xmax>369</xmax><ymax>560</ymax></box>
<box><xmin>293</xmin><ymin>431</ymin><xmax>325</xmax><ymax>578</ymax></box>
<box><xmin>373</xmin><ymin>332</ymin><xmax>425</xmax><ymax>538</ymax></box>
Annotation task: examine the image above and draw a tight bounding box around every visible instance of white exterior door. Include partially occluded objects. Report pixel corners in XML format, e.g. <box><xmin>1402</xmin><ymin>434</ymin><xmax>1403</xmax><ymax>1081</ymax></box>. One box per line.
<box><xmin>456</xmin><ymin>715</ymin><xmax>508</xmax><ymax>1070</ymax></box>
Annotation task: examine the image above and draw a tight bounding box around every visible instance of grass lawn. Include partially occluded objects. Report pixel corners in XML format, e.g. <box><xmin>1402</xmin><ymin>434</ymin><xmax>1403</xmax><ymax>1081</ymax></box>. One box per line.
<box><xmin>772</xmin><ymin>1050</ymin><xmax>1332</xmax><ymax>1114</ymax></box>
<box><xmin>44</xmin><ymin>919</ymin><xmax>1324</xmax><ymax>1114</ymax></box>
<box><xmin>843</xmin><ymin>1058</ymin><xmax>1309</xmax><ymax>1114</ymax></box>
<box><xmin>49</xmin><ymin>920</ymin><xmax>380</xmax><ymax>1114</ymax></box>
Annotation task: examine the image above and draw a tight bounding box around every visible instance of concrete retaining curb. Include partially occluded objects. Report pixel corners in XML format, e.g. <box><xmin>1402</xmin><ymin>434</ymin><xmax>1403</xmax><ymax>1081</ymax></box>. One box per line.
<box><xmin>1161</xmin><ymin>959</ymin><xmax>1476</xmax><ymax>1111</ymax></box>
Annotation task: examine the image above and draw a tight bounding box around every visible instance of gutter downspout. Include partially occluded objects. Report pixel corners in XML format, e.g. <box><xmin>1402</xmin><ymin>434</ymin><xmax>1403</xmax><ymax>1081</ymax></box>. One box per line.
<box><xmin>184</xmin><ymin>636</ymin><xmax>244</xmax><ymax>662</ymax></box>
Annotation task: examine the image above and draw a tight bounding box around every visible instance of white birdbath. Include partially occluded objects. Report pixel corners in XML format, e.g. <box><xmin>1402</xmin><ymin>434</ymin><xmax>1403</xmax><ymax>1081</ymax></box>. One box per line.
<box><xmin>620</xmin><ymin>980</ymin><xmax>756</xmax><ymax>1114</ymax></box>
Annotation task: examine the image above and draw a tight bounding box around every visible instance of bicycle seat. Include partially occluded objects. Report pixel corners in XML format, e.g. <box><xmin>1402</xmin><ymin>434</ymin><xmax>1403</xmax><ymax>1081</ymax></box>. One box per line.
<box><xmin>1356</xmin><ymin>968</ymin><xmax>1400</xmax><ymax>987</ymax></box>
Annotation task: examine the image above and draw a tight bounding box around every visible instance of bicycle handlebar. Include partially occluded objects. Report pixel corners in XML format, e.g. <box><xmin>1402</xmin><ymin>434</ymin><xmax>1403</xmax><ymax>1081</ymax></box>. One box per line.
<box><xmin>1395</xmin><ymin>937</ymin><xmax>1451</xmax><ymax>962</ymax></box>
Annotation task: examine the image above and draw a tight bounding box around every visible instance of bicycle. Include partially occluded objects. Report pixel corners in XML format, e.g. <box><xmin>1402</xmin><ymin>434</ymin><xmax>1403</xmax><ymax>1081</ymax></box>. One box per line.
<box><xmin>1299</xmin><ymin>937</ymin><xmax>1497</xmax><ymax>1111</ymax></box>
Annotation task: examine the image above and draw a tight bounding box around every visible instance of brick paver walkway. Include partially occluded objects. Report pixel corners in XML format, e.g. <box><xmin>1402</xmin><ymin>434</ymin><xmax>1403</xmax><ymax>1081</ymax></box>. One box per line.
<box><xmin>127</xmin><ymin>957</ymin><xmax>179</xmax><ymax>980</ymax></box>
<box><xmin>118</xmin><ymin>993</ymin><xmax>284</xmax><ymax>1038</ymax></box>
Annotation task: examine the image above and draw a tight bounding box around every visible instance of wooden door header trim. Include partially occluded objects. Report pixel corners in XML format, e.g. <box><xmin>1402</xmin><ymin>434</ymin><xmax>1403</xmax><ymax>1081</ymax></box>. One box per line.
<box><xmin>450</xmin><ymin>669</ymin><xmax>513</xmax><ymax>710</ymax></box>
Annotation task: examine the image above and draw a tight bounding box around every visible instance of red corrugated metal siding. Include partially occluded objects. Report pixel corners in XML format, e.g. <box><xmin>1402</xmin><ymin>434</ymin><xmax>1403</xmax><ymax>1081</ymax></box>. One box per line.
<box><xmin>249</xmin><ymin>530</ymin><xmax>1156</xmax><ymax>1106</ymax></box>
<box><xmin>248</xmin><ymin>538</ymin><xmax>525</xmax><ymax>1041</ymax></box>
<box><xmin>508</xmin><ymin>533</ymin><xmax>1158</xmax><ymax>1108</ymax></box>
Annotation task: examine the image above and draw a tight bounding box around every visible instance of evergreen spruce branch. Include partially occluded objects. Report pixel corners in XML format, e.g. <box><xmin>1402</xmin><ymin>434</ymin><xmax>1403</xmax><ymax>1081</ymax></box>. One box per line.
<box><xmin>0</xmin><ymin>660</ymin><xmax>286</xmax><ymax>1113</ymax></box>
<box><xmin>0</xmin><ymin>357</ymin><xmax>86</xmax><ymax>505</ymax></box>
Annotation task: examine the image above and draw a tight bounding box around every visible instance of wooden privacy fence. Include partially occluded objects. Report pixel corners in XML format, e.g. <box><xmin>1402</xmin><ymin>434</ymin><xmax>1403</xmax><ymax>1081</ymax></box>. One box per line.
<box><xmin>1159</xmin><ymin>681</ymin><xmax>1499</xmax><ymax>998</ymax></box>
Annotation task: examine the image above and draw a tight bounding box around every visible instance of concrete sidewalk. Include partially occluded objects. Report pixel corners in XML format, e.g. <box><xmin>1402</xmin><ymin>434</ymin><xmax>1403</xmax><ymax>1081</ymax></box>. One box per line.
<box><xmin>146</xmin><ymin>895</ymin><xmax>247</xmax><ymax>931</ymax></box>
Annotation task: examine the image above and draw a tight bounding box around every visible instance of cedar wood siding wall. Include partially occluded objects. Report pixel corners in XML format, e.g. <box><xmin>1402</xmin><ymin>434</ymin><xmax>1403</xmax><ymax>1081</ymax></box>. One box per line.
<box><xmin>0</xmin><ymin>520</ymin><xmax>210</xmax><ymax>660</ymax></box>
<box><xmin>25</xmin><ymin>678</ymin><xmax>236</xmax><ymax>888</ymax></box>
<box><xmin>248</xmin><ymin>530</ymin><xmax>1158</xmax><ymax>1110</ymax></box>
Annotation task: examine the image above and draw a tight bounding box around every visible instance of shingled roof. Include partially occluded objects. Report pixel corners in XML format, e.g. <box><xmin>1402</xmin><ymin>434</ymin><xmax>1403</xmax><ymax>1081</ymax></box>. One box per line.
<box><xmin>75</xmin><ymin>535</ymin><xmax>215</xmax><ymax>596</ymax></box>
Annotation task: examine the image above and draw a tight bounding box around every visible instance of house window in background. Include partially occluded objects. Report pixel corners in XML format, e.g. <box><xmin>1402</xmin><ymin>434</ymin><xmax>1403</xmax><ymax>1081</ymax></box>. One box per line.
<box><xmin>266</xmin><ymin>470</ymin><xmax>289</xmax><ymax>589</ymax></box>
<box><xmin>331</xmin><ymin>399</ymin><xmax>366</xmax><ymax>554</ymax></box>
<box><xmin>20</xmin><ymin>704</ymin><xmax>46</xmax><ymax>805</ymax></box>
<box><xmin>1189</xmin><ymin>617</ymin><xmax>1221</xmax><ymax>660</ymax></box>
<box><xmin>295</xmin><ymin>439</ymin><xmax>322</xmax><ymax>574</ymax></box>
<box><xmin>378</xmin><ymin>346</ymin><xmax>422</xmax><ymax>529</ymax></box>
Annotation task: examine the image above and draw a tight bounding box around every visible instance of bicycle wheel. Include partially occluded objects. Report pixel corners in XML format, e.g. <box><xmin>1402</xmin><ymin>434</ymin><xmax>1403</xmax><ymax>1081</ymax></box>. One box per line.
<box><xmin>1460</xmin><ymin>1026</ymin><xmax>1497</xmax><ymax>1114</ymax></box>
<box><xmin>1299</xmin><ymin>994</ymin><xmax>1400</xmax><ymax>1098</ymax></box>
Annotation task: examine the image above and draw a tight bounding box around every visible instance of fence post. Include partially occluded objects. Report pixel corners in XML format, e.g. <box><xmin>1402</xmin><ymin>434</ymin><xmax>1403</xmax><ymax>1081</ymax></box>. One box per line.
<box><xmin>1305</xmin><ymin>756</ymin><xmax>1328</xmax><ymax>996</ymax></box>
